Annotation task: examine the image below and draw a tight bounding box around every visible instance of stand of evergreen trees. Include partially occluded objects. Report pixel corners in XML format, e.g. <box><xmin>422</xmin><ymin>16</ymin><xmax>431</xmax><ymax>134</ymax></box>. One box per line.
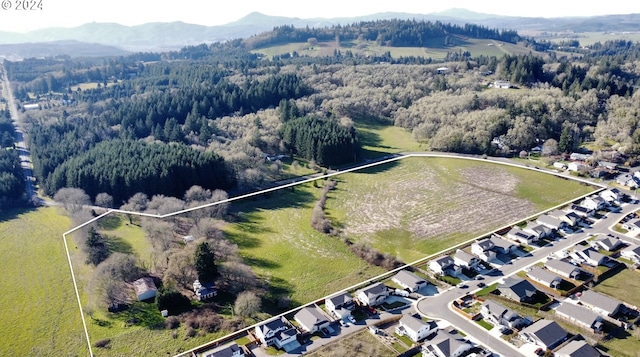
<box><xmin>0</xmin><ymin>112</ymin><xmax>25</xmax><ymax>207</ymax></box>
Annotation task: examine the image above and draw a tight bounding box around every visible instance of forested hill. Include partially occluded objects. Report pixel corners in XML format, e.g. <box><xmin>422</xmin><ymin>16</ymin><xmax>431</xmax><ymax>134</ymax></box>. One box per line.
<box><xmin>244</xmin><ymin>19</ymin><xmax>523</xmax><ymax>49</ymax></box>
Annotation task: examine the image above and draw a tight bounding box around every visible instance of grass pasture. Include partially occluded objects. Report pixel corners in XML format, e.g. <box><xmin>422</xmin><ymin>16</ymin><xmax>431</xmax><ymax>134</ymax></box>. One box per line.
<box><xmin>0</xmin><ymin>207</ymin><xmax>87</xmax><ymax>357</ymax></box>
<box><xmin>327</xmin><ymin>157</ymin><xmax>595</xmax><ymax>262</ymax></box>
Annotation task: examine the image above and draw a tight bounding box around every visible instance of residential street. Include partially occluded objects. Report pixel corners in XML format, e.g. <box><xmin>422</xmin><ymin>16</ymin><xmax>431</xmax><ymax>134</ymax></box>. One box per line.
<box><xmin>415</xmin><ymin>192</ymin><xmax>640</xmax><ymax>357</ymax></box>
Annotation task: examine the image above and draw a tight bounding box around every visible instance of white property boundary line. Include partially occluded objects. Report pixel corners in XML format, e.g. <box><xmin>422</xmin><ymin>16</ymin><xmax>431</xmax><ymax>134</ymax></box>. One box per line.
<box><xmin>59</xmin><ymin>153</ymin><xmax>606</xmax><ymax>356</ymax></box>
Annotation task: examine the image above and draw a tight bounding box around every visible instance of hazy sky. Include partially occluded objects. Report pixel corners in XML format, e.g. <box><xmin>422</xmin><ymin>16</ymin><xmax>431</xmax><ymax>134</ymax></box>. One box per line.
<box><xmin>1</xmin><ymin>0</ymin><xmax>640</xmax><ymax>32</ymax></box>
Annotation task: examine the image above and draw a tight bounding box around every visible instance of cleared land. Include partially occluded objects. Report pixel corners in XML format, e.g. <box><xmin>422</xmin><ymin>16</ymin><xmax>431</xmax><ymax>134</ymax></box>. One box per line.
<box><xmin>305</xmin><ymin>329</ymin><xmax>397</xmax><ymax>357</ymax></box>
<box><xmin>327</xmin><ymin>157</ymin><xmax>596</xmax><ymax>262</ymax></box>
<box><xmin>0</xmin><ymin>207</ymin><xmax>88</xmax><ymax>357</ymax></box>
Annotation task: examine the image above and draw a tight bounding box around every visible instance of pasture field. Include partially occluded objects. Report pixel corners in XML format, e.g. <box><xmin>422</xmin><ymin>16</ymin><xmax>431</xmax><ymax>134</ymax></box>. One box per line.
<box><xmin>327</xmin><ymin>157</ymin><xmax>596</xmax><ymax>262</ymax></box>
<box><xmin>0</xmin><ymin>207</ymin><xmax>88</xmax><ymax>357</ymax></box>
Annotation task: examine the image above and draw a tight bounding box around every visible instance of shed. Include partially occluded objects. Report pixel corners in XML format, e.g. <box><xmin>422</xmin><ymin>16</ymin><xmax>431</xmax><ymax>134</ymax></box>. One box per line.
<box><xmin>133</xmin><ymin>277</ymin><xmax>157</xmax><ymax>301</ymax></box>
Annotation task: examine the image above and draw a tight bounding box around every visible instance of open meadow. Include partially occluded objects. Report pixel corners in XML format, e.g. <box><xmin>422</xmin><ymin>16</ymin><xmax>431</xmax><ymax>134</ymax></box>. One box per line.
<box><xmin>0</xmin><ymin>207</ymin><xmax>88</xmax><ymax>357</ymax></box>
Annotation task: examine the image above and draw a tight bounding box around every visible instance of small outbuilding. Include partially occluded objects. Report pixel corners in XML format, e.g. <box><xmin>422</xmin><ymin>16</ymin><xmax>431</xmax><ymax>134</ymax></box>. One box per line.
<box><xmin>133</xmin><ymin>277</ymin><xmax>157</xmax><ymax>301</ymax></box>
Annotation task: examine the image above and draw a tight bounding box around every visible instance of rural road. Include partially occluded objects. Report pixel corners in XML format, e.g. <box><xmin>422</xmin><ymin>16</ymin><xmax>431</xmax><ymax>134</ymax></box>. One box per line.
<box><xmin>0</xmin><ymin>64</ymin><xmax>39</xmax><ymax>205</ymax></box>
<box><xmin>415</xmin><ymin>194</ymin><xmax>640</xmax><ymax>357</ymax></box>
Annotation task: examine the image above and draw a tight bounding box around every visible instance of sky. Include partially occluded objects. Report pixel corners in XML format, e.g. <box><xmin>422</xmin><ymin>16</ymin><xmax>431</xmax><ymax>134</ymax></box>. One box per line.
<box><xmin>1</xmin><ymin>0</ymin><xmax>640</xmax><ymax>33</ymax></box>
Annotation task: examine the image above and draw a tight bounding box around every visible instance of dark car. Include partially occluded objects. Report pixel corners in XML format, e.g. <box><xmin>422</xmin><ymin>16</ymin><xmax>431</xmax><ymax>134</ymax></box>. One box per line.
<box><xmin>321</xmin><ymin>327</ymin><xmax>330</xmax><ymax>336</ymax></box>
<box><xmin>367</xmin><ymin>306</ymin><xmax>377</xmax><ymax>315</ymax></box>
<box><xmin>477</xmin><ymin>282</ymin><xmax>486</xmax><ymax>288</ymax></box>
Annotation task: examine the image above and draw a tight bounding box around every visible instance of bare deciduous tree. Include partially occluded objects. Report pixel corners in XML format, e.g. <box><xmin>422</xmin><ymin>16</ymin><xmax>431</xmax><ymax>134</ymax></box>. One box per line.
<box><xmin>94</xmin><ymin>192</ymin><xmax>114</xmax><ymax>208</ymax></box>
<box><xmin>54</xmin><ymin>188</ymin><xmax>91</xmax><ymax>212</ymax></box>
<box><xmin>234</xmin><ymin>291</ymin><xmax>261</xmax><ymax>317</ymax></box>
<box><xmin>163</xmin><ymin>248</ymin><xmax>197</xmax><ymax>290</ymax></box>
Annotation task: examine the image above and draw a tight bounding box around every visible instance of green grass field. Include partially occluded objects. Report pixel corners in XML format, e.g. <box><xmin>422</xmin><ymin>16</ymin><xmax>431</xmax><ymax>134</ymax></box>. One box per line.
<box><xmin>327</xmin><ymin>157</ymin><xmax>595</xmax><ymax>262</ymax></box>
<box><xmin>0</xmin><ymin>207</ymin><xmax>88</xmax><ymax>357</ymax></box>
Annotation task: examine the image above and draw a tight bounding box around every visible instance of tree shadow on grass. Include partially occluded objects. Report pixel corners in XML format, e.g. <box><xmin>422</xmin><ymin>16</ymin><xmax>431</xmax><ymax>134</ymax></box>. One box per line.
<box><xmin>105</xmin><ymin>235</ymin><xmax>134</xmax><ymax>255</ymax></box>
<box><xmin>0</xmin><ymin>206</ymin><xmax>37</xmax><ymax>223</ymax></box>
<box><xmin>98</xmin><ymin>215</ymin><xmax>122</xmax><ymax>230</ymax></box>
<box><xmin>242</xmin><ymin>256</ymin><xmax>281</xmax><ymax>270</ymax></box>
<box><xmin>261</xmin><ymin>276</ymin><xmax>297</xmax><ymax>315</ymax></box>
<box><xmin>111</xmin><ymin>301</ymin><xmax>165</xmax><ymax>329</ymax></box>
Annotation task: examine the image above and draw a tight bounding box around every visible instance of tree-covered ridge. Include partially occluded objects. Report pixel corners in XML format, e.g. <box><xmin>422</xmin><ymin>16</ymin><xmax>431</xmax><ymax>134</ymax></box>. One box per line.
<box><xmin>0</xmin><ymin>110</ymin><xmax>25</xmax><ymax>207</ymax></box>
<box><xmin>282</xmin><ymin>115</ymin><xmax>358</xmax><ymax>167</ymax></box>
<box><xmin>244</xmin><ymin>19</ymin><xmax>522</xmax><ymax>49</ymax></box>
<box><xmin>45</xmin><ymin>139</ymin><xmax>233</xmax><ymax>205</ymax></box>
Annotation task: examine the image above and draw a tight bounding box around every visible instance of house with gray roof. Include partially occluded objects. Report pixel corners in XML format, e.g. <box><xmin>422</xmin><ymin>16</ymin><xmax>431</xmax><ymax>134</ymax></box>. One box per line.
<box><xmin>600</xmin><ymin>188</ymin><xmax>622</xmax><ymax>203</ymax></box>
<box><xmin>202</xmin><ymin>342</ymin><xmax>243</xmax><ymax>357</ymax></box>
<box><xmin>392</xmin><ymin>270</ymin><xmax>429</xmax><ymax>292</ymax></box>
<box><xmin>421</xmin><ymin>329</ymin><xmax>473</xmax><ymax>357</ymax></box>
<box><xmin>591</xmin><ymin>234</ymin><xmax>625</xmax><ymax>252</ymax></box>
<box><xmin>452</xmin><ymin>249</ymin><xmax>480</xmax><ymax>269</ymax></box>
<box><xmin>623</xmin><ymin>218</ymin><xmax>640</xmax><ymax>232</ymax></box>
<box><xmin>325</xmin><ymin>292</ymin><xmax>353</xmax><ymax>318</ymax></box>
<box><xmin>548</xmin><ymin>210</ymin><xmax>580</xmax><ymax>226</ymax></box>
<box><xmin>555</xmin><ymin>340</ymin><xmax>603</xmax><ymax>357</ymax></box>
<box><xmin>519</xmin><ymin>319</ymin><xmax>568</xmax><ymax>350</ymax></box>
<box><xmin>471</xmin><ymin>237</ymin><xmax>517</xmax><ymax>263</ymax></box>
<box><xmin>527</xmin><ymin>267</ymin><xmax>563</xmax><ymax>289</ymax></box>
<box><xmin>396</xmin><ymin>314</ymin><xmax>436</xmax><ymax>343</ymax></box>
<box><xmin>294</xmin><ymin>306</ymin><xmax>330</xmax><ymax>333</ymax></box>
<box><xmin>621</xmin><ymin>244</ymin><xmax>640</xmax><ymax>263</ymax></box>
<box><xmin>523</xmin><ymin>221</ymin><xmax>552</xmax><ymax>239</ymax></box>
<box><xmin>568</xmin><ymin>204</ymin><xmax>595</xmax><ymax>218</ymax></box>
<box><xmin>428</xmin><ymin>256</ymin><xmax>458</xmax><ymax>276</ymax></box>
<box><xmin>481</xmin><ymin>300</ymin><xmax>526</xmax><ymax>329</ymax></box>
<box><xmin>536</xmin><ymin>215</ymin><xmax>567</xmax><ymax>231</ymax></box>
<box><xmin>555</xmin><ymin>302</ymin><xmax>603</xmax><ymax>331</ymax></box>
<box><xmin>506</xmin><ymin>227</ymin><xmax>537</xmax><ymax>245</ymax></box>
<box><xmin>580</xmin><ymin>290</ymin><xmax>625</xmax><ymax>317</ymax></box>
<box><xmin>545</xmin><ymin>259</ymin><xmax>586</xmax><ymax>280</ymax></box>
<box><xmin>573</xmin><ymin>247</ymin><xmax>607</xmax><ymax>267</ymax></box>
<box><xmin>498</xmin><ymin>277</ymin><xmax>541</xmax><ymax>303</ymax></box>
<box><xmin>254</xmin><ymin>318</ymin><xmax>299</xmax><ymax>351</ymax></box>
<box><xmin>356</xmin><ymin>282</ymin><xmax>389</xmax><ymax>306</ymax></box>
<box><xmin>582</xmin><ymin>195</ymin><xmax>607</xmax><ymax>211</ymax></box>
<box><xmin>616</xmin><ymin>173</ymin><xmax>639</xmax><ymax>189</ymax></box>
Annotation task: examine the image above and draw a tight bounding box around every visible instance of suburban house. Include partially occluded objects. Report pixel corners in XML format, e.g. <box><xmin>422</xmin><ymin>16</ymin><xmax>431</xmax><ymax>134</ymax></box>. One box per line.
<box><xmin>548</xmin><ymin>209</ymin><xmax>581</xmax><ymax>226</ymax></box>
<box><xmin>193</xmin><ymin>280</ymin><xmax>217</xmax><ymax>301</ymax></box>
<box><xmin>527</xmin><ymin>267</ymin><xmax>563</xmax><ymax>289</ymax></box>
<box><xmin>622</xmin><ymin>218</ymin><xmax>640</xmax><ymax>232</ymax></box>
<box><xmin>395</xmin><ymin>314</ymin><xmax>436</xmax><ymax>343</ymax></box>
<box><xmin>505</xmin><ymin>227</ymin><xmax>538</xmax><ymax>245</ymax></box>
<box><xmin>452</xmin><ymin>249</ymin><xmax>480</xmax><ymax>269</ymax></box>
<box><xmin>568</xmin><ymin>162</ymin><xmax>587</xmax><ymax>172</ymax></box>
<box><xmin>392</xmin><ymin>270</ymin><xmax>429</xmax><ymax>292</ymax></box>
<box><xmin>294</xmin><ymin>306</ymin><xmax>331</xmax><ymax>333</ymax></box>
<box><xmin>421</xmin><ymin>329</ymin><xmax>473</xmax><ymax>357</ymax></box>
<box><xmin>545</xmin><ymin>259</ymin><xmax>587</xmax><ymax>280</ymax></box>
<box><xmin>555</xmin><ymin>340</ymin><xmax>603</xmax><ymax>357</ymax></box>
<box><xmin>132</xmin><ymin>277</ymin><xmax>157</xmax><ymax>301</ymax></box>
<box><xmin>553</xmin><ymin>162</ymin><xmax>567</xmax><ymax>170</ymax></box>
<box><xmin>493</xmin><ymin>80</ymin><xmax>512</xmax><ymax>88</ymax></box>
<box><xmin>356</xmin><ymin>282</ymin><xmax>389</xmax><ymax>306</ymax></box>
<box><xmin>498</xmin><ymin>277</ymin><xmax>541</xmax><ymax>303</ymax></box>
<box><xmin>600</xmin><ymin>188</ymin><xmax>623</xmax><ymax>203</ymax></box>
<box><xmin>570</xmin><ymin>153</ymin><xmax>590</xmax><ymax>161</ymax></box>
<box><xmin>582</xmin><ymin>195</ymin><xmax>607</xmax><ymax>211</ymax></box>
<box><xmin>471</xmin><ymin>237</ymin><xmax>517</xmax><ymax>262</ymax></box>
<box><xmin>254</xmin><ymin>318</ymin><xmax>299</xmax><ymax>351</ymax></box>
<box><xmin>573</xmin><ymin>247</ymin><xmax>607</xmax><ymax>267</ymax></box>
<box><xmin>519</xmin><ymin>319</ymin><xmax>568</xmax><ymax>350</ymax></box>
<box><xmin>591</xmin><ymin>234</ymin><xmax>625</xmax><ymax>252</ymax></box>
<box><xmin>523</xmin><ymin>222</ymin><xmax>552</xmax><ymax>239</ymax></box>
<box><xmin>481</xmin><ymin>300</ymin><xmax>526</xmax><ymax>329</ymax></box>
<box><xmin>580</xmin><ymin>290</ymin><xmax>625</xmax><ymax>317</ymax></box>
<box><xmin>325</xmin><ymin>292</ymin><xmax>354</xmax><ymax>318</ymax></box>
<box><xmin>536</xmin><ymin>215</ymin><xmax>567</xmax><ymax>231</ymax></box>
<box><xmin>555</xmin><ymin>302</ymin><xmax>603</xmax><ymax>331</ymax></box>
<box><xmin>568</xmin><ymin>204</ymin><xmax>595</xmax><ymax>218</ymax></box>
<box><xmin>616</xmin><ymin>173</ymin><xmax>639</xmax><ymax>189</ymax></box>
<box><xmin>621</xmin><ymin>244</ymin><xmax>640</xmax><ymax>263</ymax></box>
<box><xmin>202</xmin><ymin>342</ymin><xmax>243</xmax><ymax>357</ymax></box>
<box><xmin>428</xmin><ymin>256</ymin><xmax>458</xmax><ymax>276</ymax></box>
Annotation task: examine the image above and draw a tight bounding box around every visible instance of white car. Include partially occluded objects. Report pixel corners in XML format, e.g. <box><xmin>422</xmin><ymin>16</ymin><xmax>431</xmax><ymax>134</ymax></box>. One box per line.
<box><xmin>347</xmin><ymin>315</ymin><xmax>356</xmax><ymax>323</ymax></box>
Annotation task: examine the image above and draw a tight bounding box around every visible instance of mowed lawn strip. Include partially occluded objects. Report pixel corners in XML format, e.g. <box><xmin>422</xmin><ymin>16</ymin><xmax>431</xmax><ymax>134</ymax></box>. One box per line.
<box><xmin>0</xmin><ymin>207</ymin><xmax>88</xmax><ymax>357</ymax></box>
<box><xmin>327</xmin><ymin>157</ymin><xmax>595</xmax><ymax>262</ymax></box>
<box><xmin>224</xmin><ymin>183</ymin><xmax>386</xmax><ymax>305</ymax></box>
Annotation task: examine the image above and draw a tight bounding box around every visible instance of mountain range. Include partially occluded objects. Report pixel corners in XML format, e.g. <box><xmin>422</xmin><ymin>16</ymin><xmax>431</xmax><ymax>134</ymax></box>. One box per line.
<box><xmin>1</xmin><ymin>9</ymin><xmax>640</xmax><ymax>57</ymax></box>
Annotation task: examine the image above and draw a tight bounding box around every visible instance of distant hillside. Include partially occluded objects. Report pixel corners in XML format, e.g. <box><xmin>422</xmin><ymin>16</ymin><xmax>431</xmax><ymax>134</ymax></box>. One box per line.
<box><xmin>1</xmin><ymin>10</ymin><xmax>640</xmax><ymax>54</ymax></box>
<box><xmin>0</xmin><ymin>40</ymin><xmax>129</xmax><ymax>58</ymax></box>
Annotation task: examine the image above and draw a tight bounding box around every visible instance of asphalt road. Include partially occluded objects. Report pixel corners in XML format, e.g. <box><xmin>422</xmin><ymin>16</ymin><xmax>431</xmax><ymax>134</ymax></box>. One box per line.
<box><xmin>415</xmin><ymin>194</ymin><xmax>640</xmax><ymax>357</ymax></box>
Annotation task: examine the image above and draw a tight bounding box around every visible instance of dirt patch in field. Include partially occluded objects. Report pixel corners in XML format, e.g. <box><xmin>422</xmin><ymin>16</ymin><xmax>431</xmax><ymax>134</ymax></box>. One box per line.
<box><xmin>336</xmin><ymin>163</ymin><xmax>534</xmax><ymax>240</ymax></box>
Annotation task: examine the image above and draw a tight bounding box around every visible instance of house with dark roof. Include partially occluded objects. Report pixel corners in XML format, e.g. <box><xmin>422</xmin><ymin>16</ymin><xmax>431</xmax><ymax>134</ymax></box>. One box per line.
<box><xmin>498</xmin><ymin>277</ymin><xmax>541</xmax><ymax>303</ymax></box>
<box><xmin>545</xmin><ymin>259</ymin><xmax>586</xmax><ymax>280</ymax></box>
<box><xmin>621</xmin><ymin>244</ymin><xmax>640</xmax><ymax>263</ymax></box>
<box><xmin>582</xmin><ymin>195</ymin><xmax>607</xmax><ymax>211</ymax></box>
<box><xmin>294</xmin><ymin>306</ymin><xmax>330</xmax><ymax>333</ymax></box>
<box><xmin>421</xmin><ymin>329</ymin><xmax>473</xmax><ymax>357</ymax></box>
<box><xmin>356</xmin><ymin>282</ymin><xmax>389</xmax><ymax>306</ymax></box>
<box><xmin>202</xmin><ymin>342</ymin><xmax>243</xmax><ymax>357</ymax></box>
<box><xmin>568</xmin><ymin>204</ymin><xmax>595</xmax><ymax>218</ymax></box>
<box><xmin>555</xmin><ymin>302</ymin><xmax>603</xmax><ymax>331</ymax></box>
<box><xmin>555</xmin><ymin>340</ymin><xmax>603</xmax><ymax>357</ymax></box>
<box><xmin>193</xmin><ymin>280</ymin><xmax>217</xmax><ymax>301</ymax></box>
<box><xmin>622</xmin><ymin>218</ymin><xmax>640</xmax><ymax>232</ymax></box>
<box><xmin>452</xmin><ymin>249</ymin><xmax>480</xmax><ymax>269</ymax></box>
<box><xmin>254</xmin><ymin>318</ymin><xmax>299</xmax><ymax>351</ymax></box>
<box><xmin>536</xmin><ymin>215</ymin><xmax>567</xmax><ymax>231</ymax></box>
<box><xmin>132</xmin><ymin>277</ymin><xmax>157</xmax><ymax>301</ymax></box>
<box><xmin>325</xmin><ymin>292</ymin><xmax>353</xmax><ymax>318</ymax></box>
<box><xmin>580</xmin><ymin>290</ymin><xmax>625</xmax><ymax>317</ymax></box>
<box><xmin>600</xmin><ymin>188</ymin><xmax>622</xmax><ymax>203</ymax></box>
<box><xmin>591</xmin><ymin>234</ymin><xmax>625</xmax><ymax>252</ymax></box>
<box><xmin>573</xmin><ymin>247</ymin><xmax>607</xmax><ymax>267</ymax></box>
<box><xmin>519</xmin><ymin>319</ymin><xmax>568</xmax><ymax>350</ymax></box>
<box><xmin>393</xmin><ymin>270</ymin><xmax>429</xmax><ymax>292</ymax></box>
<box><xmin>527</xmin><ymin>267</ymin><xmax>563</xmax><ymax>289</ymax></box>
<box><xmin>548</xmin><ymin>210</ymin><xmax>580</xmax><ymax>226</ymax></box>
<box><xmin>471</xmin><ymin>237</ymin><xmax>517</xmax><ymax>262</ymax></box>
<box><xmin>523</xmin><ymin>221</ymin><xmax>552</xmax><ymax>239</ymax></box>
<box><xmin>616</xmin><ymin>173</ymin><xmax>639</xmax><ymax>189</ymax></box>
<box><xmin>506</xmin><ymin>227</ymin><xmax>537</xmax><ymax>245</ymax></box>
<box><xmin>481</xmin><ymin>300</ymin><xmax>526</xmax><ymax>329</ymax></box>
<box><xmin>428</xmin><ymin>256</ymin><xmax>458</xmax><ymax>276</ymax></box>
<box><xmin>395</xmin><ymin>314</ymin><xmax>436</xmax><ymax>343</ymax></box>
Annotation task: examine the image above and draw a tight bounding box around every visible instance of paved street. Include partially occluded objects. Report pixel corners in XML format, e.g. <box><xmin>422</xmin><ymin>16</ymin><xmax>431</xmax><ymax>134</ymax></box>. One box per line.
<box><xmin>415</xmin><ymin>193</ymin><xmax>640</xmax><ymax>357</ymax></box>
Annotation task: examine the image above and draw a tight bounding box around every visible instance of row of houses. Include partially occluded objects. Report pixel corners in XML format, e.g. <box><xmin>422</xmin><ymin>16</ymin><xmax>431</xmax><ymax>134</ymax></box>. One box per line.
<box><xmin>517</xmin><ymin>317</ymin><xmax>605</xmax><ymax>356</ymax></box>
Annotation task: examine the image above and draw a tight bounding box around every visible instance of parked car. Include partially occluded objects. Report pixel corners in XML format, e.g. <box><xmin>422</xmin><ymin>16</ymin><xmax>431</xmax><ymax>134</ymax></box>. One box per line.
<box><xmin>367</xmin><ymin>306</ymin><xmax>377</xmax><ymax>315</ymax></box>
<box><xmin>458</xmin><ymin>283</ymin><xmax>468</xmax><ymax>289</ymax></box>
<box><xmin>339</xmin><ymin>319</ymin><xmax>348</xmax><ymax>327</ymax></box>
<box><xmin>477</xmin><ymin>282</ymin><xmax>486</xmax><ymax>288</ymax></box>
<box><xmin>321</xmin><ymin>327</ymin><xmax>330</xmax><ymax>336</ymax></box>
<box><xmin>475</xmin><ymin>275</ymin><xmax>484</xmax><ymax>280</ymax></box>
<box><xmin>347</xmin><ymin>315</ymin><xmax>356</xmax><ymax>323</ymax></box>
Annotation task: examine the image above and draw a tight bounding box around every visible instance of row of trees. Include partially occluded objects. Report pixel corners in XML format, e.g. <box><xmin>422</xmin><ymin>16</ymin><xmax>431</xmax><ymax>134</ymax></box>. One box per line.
<box><xmin>0</xmin><ymin>111</ymin><xmax>25</xmax><ymax>207</ymax></box>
